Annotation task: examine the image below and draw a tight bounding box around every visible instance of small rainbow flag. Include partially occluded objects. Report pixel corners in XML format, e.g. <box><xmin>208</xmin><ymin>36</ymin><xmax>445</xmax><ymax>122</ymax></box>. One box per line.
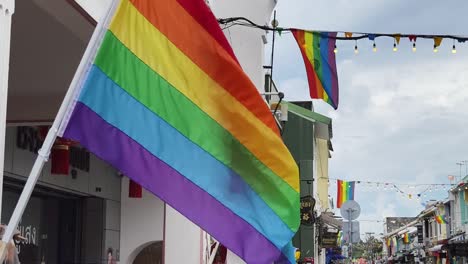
<box><xmin>337</xmin><ymin>180</ymin><xmax>355</xmax><ymax>208</ymax></box>
<box><xmin>58</xmin><ymin>0</ymin><xmax>299</xmax><ymax>263</ymax></box>
<box><xmin>435</xmin><ymin>215</ymin><xmax>447</xmax><ymax>224</ymax></box>
<box><xmin>292</xmin><ymin>30</ymin><xmax>339</xmax><ymax>109</ymax></box>
<box><xmin>403</xmin><ymin>233</ymin><xmax>410</xmax><ymax>244</ymax></box>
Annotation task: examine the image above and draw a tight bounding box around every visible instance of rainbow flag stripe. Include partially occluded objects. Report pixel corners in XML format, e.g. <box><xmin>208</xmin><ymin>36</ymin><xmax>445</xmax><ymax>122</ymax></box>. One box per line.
<box><xmin>393</xmin><ymin>237</ymin><xmax>398</xmax><ymax>249</ymax></box>
<box><xmin>435</xmin><ymin>215</ymin><xmax>447</xmax><ymax>224</ymax></box>
<box><xmin>292</xmin><ymin>30</ymin><xmax>339</xmax><ymax>109</ymax></box>
<box><xmin>337</xmin><ymin>180</ymin><xmax>355</xmax><ymax>208</ymax></box>
<box><xmin>59</xmin><ymin>0</ymin><xmax>300</xmax><ymax>263</ymax></box>
<box><xmin>403</xmin><ymin>233</ymin><xmax>409</xmax><ymax>244</ymax></box>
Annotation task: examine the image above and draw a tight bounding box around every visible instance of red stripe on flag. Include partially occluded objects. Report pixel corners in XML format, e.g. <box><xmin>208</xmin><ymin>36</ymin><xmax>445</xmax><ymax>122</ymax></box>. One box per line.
<box><xmin>337</xmin><ymin>180</ymin><xmax>343</xmax><ymax>208</ymax></box>
<box><xmin>175</xmin><ymin>0</ymin><xmax>239</xmax><ymax>65</ymax></box>
<box><xmin>292</xmin><ymin>29</ymin><xmax>321</xmax><ymax>99</ymax></box>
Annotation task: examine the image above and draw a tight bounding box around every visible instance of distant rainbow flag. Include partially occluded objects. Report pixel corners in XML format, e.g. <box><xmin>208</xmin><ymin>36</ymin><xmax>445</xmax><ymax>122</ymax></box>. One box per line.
<box><xmin>403</xmin><ymin>233</ymin><xmax>410</xmax><ymax>244</ymax></box>
<box><xmin>292</xmin><ymin>30</ymin><xmax>339</xmax><ymax>109</ymax></box>
<box><xmin>337</xmin><ymin>180</ymin><xmax>355</xmax><ymax>208</ymax></box>
<box><xmin>58</xmin><ymin>0</ymin><xmax>300</xmax><ymax>263</ymax></box>
<box><xmin>435</xmin><ymin>215</ymin><xmax>447</xmax><ymax>224</ymax></box>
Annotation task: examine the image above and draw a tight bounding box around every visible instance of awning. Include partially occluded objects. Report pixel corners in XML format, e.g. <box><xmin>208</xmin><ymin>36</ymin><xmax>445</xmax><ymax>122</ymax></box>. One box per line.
<box><xmin>320</xmin><ymin>213</ymin><xmax>343</xmax><ymax>229</ymax></box>
<box><xmin>428</xmin><ymin>245</ymin><xmax>443</xmax><ymax>252</ymax></box>
<box><xmin>408</xmin><ymin>226</ymin><xmax>418</xmax><ymax>234</ymax></box>
<box><xmin>449</xmin><ymin>233</ymin><xmax>466</xmax><ymax>243</ymax></box>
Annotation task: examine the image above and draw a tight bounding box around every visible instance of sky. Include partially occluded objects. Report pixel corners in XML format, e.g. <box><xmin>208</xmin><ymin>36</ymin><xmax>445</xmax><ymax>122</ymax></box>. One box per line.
<box><xmin>270</xmin><ymin>0</ymin><xmax>468</xmax><ymax>237</ymax></box>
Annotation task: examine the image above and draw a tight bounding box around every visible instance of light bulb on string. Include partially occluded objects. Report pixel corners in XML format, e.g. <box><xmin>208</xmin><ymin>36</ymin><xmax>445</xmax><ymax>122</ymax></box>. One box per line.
<box><xmin>452</xmin><ymin>40</ymin><xmax>457</xmax><ymax>54</ymax></box>
<box><xmin>433</xmin><ymin>44</ymin><xmax>438</xmax><ymax>53</ymax></box>
<box><xmin>354</xmin><ymin>40</ymin><xmax>359</xmax><ymax>54</ymax></box>
<box><xmin>393</xmin><ymin>43</ymin><xmax>397</xmax><ymax>52</ymax></box>
<box><xmin>334</xmin><ymin>44</ymin><xmax>338</xmax><ymax>53</ymax></box>
<box><xmin>412</xmin><ymin>42</ymin><xmax>417</xmax><ymax>52</ymax></box>
<box><xmin>373</xmin><ymin>41</ymin><xmax>377</xmax><ymax>52</ymax></box>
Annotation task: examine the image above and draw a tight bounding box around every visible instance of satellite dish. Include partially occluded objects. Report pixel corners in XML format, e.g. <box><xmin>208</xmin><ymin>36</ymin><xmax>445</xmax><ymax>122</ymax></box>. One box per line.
<box><xmin>340</xmin><ymin>200</ymin><xmax>361</xmax><ymax>221</ymax></box>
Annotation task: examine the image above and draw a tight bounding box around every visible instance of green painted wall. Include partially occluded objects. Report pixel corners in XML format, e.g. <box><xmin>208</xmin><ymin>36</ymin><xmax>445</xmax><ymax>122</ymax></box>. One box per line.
<box><xmin>282</xmin><ymin>110</ymin><xmax>315</xmax><ymax>258</ymax></box>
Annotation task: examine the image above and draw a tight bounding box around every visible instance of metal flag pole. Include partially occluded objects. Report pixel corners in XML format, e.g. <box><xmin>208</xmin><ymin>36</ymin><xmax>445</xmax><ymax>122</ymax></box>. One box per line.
<box><xmin>348</xmin><ymin>209</ymin><xmax>352</xmax><ymax>263</ymax></box>
<box><xmin>0</xmin><ymin>0</ymin><xmax>119</xmax><ymax>260</ymax></box>
<box><xmin>0</xmin><ymin>0</ymin><xmax>15</xmax><ymax>224</ymax></box>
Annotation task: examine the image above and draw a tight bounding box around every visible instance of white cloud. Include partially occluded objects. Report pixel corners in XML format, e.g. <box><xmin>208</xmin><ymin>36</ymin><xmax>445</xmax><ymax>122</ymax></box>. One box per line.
<box><xmin>272</xmin><ymin>0</ymin><xmax>468</xmax><ymax>235</ymax></box>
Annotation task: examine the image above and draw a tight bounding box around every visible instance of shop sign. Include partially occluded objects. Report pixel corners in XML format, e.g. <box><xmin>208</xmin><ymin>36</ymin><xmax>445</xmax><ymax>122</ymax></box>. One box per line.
<box><xmin>300</xmin><ymin>195</ymin><xmax>315</xmax><ymax>226</ymax></box>
<box><xmin>321</xmin><ymin>231</ymin><xmax>339</xmax><ymax>248</ymax></box>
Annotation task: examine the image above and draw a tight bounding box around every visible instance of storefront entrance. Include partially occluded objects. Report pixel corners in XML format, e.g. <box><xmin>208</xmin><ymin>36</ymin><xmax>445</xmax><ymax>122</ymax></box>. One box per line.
<box><xmin>2</xmin><ymin>181</ymin><xmax>82</xmax><ymax>264</ymax></box>
<box><xmin>133</xmin><ymin>241</ymin><xmax>163</xmax><ymax>264</ymax></box>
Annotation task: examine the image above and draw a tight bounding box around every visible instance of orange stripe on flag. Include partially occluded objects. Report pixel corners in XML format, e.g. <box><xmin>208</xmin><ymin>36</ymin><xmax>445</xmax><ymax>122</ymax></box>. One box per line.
<box><xmin>129</xmin><ymin>0</ymin><xmax>279</xmax><ymax>136</ymax></box>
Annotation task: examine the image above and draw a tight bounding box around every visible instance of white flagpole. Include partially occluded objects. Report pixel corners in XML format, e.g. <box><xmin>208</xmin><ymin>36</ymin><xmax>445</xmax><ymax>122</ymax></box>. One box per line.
<box><xmin>0</xmin><ymin>0</ymin><xmax>119</xmax><ymax>260</ymax></box>
<box><xmin>0</xmin><ymin>0</ymin><xmax>15</xmax><ymax>225</ymax></box>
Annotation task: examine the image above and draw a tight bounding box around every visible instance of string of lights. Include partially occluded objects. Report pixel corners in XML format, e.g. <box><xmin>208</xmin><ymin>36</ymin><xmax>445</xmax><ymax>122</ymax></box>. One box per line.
<box><xmin>323</xmin><ymin>177</ymin><xmax>456</xmax><ymax>201</ymax></box>
<box><xmin>218</xmin><ymin>17</ymin><xmax>468</xmax><ymax>53</ymax></box>
<box><xmin>322</xmin><ymin>177</ymin><xmax>453</xmax><ymax>187</ymax></box>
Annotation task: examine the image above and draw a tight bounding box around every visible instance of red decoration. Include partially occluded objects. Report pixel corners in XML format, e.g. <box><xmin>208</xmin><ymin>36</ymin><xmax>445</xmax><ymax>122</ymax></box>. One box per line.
<box><xmin>37</xmin><ymin>126</ymin><xmax>79</xmax><ymax>175</ymax></box>
<box><xmin>129</xmin><ymin>179</ymin><xmax>143</xmax><ymax>198</ymax></box>
<box><xmin>51</xmin><ymin>146</ymin><xmax>70</xmax><ymax>175</ymax></box>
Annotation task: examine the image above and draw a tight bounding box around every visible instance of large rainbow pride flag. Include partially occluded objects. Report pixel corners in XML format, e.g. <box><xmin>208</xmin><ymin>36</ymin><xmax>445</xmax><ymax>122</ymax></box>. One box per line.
<box><xmin>336</xmin><ymin>180</ymin><xmax>355</xmax><ymax>208</ymax></box>
<box><xmin>58</xmin><ymin>0</ymin><xmax>300</xmax><ymax>263</ymax></box>
<box><xmin>292</xmin><ymin>30</ymin><xmax>339</xmax><ymax>109</ymax></box>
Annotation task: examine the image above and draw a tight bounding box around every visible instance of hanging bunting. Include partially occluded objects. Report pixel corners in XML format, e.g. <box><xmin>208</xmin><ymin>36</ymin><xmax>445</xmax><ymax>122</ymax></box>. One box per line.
<box><xmin>434</xmin><ymin>37</ymin><xmax>443</xmax><ymax>47</ymax></box>
<box><xmin>394</xmin><ymin>34</ymin><xmax>401</xmax><ymax>45</ymax></box>
<box><xmin>345</xmin><ymin>32</ymin><xmax>353</xmax><ymax>38</ymax></box>
<box><xmin>277</xmin><ymin>27</ymin><xmax>283</xmax><ymax>36</ymax></box>
<box><xmin>408</xmin><ymin>35</ymin><xmax>417</xmax><ymax>42</ymax></box>
<box><xmin>291</xmin><ymin>30</ymin><xmax>339</xmax><ymax>109</ymax></box>
<box><xmin>336</xmin><ymin>180</ymin><xmax>355</xmax><ymax>208</ymax></box>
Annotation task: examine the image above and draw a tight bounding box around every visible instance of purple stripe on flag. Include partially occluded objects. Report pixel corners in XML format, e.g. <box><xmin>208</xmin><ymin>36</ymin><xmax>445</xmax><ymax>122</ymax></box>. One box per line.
<box><xmin>63</xmin><ymin>103</ymin><xmax>287</xmax><ymax>264</ymax></box>
<box><xmin>328</xmin><ymin>32</ymin><xmax>339</xmax><ymax>108</ymax></box>
<box><xmin>349</xmin><ymin>182</ymin><xmax>355</xmax><ymax>200</ymax></box>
